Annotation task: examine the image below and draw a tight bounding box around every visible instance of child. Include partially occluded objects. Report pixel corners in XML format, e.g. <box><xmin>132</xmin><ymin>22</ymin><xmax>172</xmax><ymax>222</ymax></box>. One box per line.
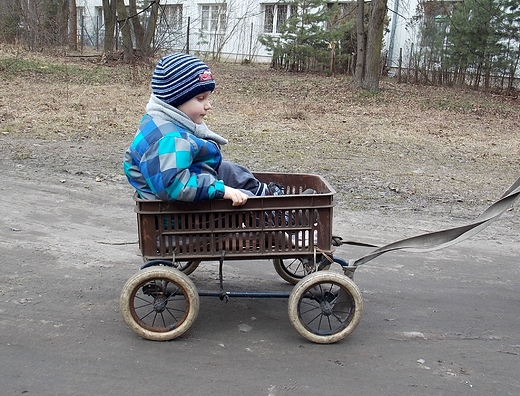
<box><xmin>123</xmin><ymin>53</ymin><xmax>282</xmax><ymax>206</ymax></box>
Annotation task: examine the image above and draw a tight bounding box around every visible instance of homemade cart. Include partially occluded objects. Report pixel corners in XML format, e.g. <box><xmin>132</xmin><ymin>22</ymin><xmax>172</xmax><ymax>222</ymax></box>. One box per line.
<box><xmin>120</xmin><ymin>172</ymin><xmax>362</xmax><ymax>344</ymax></box>
<box><xmin>120</xmin><ymin>171</ymin><xmax>520</xmax><ymax>343</ymax></box>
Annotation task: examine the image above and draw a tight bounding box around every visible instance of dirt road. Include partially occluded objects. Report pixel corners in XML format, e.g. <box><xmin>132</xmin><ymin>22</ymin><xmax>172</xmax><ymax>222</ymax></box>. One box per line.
<box><xmin>1</xmin><ymin>166</ymin><xmax>519</xmax><ymax>396</ymax></box>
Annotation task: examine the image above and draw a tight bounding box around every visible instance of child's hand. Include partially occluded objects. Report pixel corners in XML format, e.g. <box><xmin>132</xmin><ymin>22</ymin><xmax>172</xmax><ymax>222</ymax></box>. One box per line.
<box><xmin>224</xmin><ymin>186</ymin><xmax>249</xmax><ymax>206</ymax></box>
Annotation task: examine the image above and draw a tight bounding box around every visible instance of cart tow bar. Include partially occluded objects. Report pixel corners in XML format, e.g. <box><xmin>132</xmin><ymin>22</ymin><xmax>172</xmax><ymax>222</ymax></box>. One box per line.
<box><xmin>346</xmin><ymin>175</ymin><xmax>520</xmax><ymax>268</ymax></box>
<box><xmin>218</xmin><ymin>250</ymin><xmax>229</xmax><ymax>302</ymax></box>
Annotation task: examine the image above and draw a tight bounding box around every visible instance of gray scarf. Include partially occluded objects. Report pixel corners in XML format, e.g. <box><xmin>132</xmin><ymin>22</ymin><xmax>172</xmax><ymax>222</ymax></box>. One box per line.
<box><xmin>145</xmin><ymin>94</ymin><xmax>228</xmax><ymax>145</ymax></box>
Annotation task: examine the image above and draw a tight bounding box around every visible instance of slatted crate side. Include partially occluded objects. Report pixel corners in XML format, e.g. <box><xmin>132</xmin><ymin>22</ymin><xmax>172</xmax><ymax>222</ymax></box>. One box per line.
<box><xmin>135</xmin><ymin>173</ymin><xmax>335</xmax><ymax>261</ymax></box>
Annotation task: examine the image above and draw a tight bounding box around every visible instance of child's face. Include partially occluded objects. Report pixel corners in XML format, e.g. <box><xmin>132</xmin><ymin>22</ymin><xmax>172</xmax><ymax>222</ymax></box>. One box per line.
<box><xmin>177</xmin><ymin>91</ymin><xmax>212</xmax><ymax>124</ymax></box>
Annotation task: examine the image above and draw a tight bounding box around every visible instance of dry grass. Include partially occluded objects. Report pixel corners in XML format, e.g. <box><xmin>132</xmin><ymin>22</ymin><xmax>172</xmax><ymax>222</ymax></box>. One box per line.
<box><xmin>1</xmin><ymin>49</ymin><xmax>519</xmax><ymax>219</ymax></box>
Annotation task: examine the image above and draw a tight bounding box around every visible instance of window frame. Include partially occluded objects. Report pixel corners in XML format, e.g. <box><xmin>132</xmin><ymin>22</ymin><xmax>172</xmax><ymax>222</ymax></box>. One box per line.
<box><xmin>262</xmin><ymin>2</ymin><xmax>297</xmax><ymax>34</ymax></box>
<box><xmin>200</xmin><ymin>3</ymin><xmax>227</xmax><ymax>34</ymax></box>
<box><xmin>161</xmin><ymin>4</ymin><xmax>183</xmax><ymax>31</ymax></box>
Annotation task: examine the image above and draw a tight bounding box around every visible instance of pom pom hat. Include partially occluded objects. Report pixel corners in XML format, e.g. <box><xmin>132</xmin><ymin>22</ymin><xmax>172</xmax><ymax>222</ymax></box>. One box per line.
<box><xmin>151</xmin><ymin>53</ymin><xmax>215</xmax><ymax>108</ymax></box>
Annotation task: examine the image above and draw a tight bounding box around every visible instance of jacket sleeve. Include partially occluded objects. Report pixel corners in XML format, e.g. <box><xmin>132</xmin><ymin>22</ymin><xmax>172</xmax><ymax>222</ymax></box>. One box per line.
<box><xmin>138</xmin><ymin>133</ymin><xmax>225</xmax><ymax>202</ymax></box>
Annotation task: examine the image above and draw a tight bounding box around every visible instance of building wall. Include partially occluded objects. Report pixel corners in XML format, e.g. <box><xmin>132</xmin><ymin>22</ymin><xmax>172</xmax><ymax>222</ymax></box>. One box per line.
<box><xmin>385</xmin><ymin>0</ymin><xmax>419</xmax><ymax>70</ymax></box>
<box><xmin>78</xmin><ymin>0</ymin><xmax>273</xmax><ymax>61</ymax></box>
<box><xmin>78</xmin><ymin>0</ymin><xmax>418</xmax><ymax>64</ymax></box>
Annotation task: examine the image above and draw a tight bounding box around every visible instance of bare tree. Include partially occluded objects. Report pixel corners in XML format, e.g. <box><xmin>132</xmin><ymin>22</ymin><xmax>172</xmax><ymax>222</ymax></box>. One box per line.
<box><xmin>0</xmin><ymin>1</ymin><xmax>19</xmax><ymax>44</ymax></box>
<box><xmin>354</xmin><ymin>0</ymin><xmax>365</xmax><ymax>88</ymax></box>
<box><xmin>362</xmin><ymin>0</ymin><xmax>387</xmax><ymax>91</ymax></box>
<box><xmin>102</xmin><ymin>0</ymin><xmax>160</xmax><ymax>61</ymax></box>
<box><xmin>116</xmin><ymin>0</ymin><xmax>133</xmax><ymax>60</ymax></box>
<box><xmin>128</xmin><ymin>0</ymin><xmax>159</xmax><ymax>58</ymax></box>
<box><xmin>68</xmin><ymin>0</ymin><xmax>77</xmax><ymax>50</ymax></box>
<box><xmin>3</xmin><ymin>0</ymin><xmax>80</xmax><ymax>50</ymax></box>
<box><xmin>102</xmin><ymin>0</ymin><xmax>117</xmax><ymax>57</ymax></box>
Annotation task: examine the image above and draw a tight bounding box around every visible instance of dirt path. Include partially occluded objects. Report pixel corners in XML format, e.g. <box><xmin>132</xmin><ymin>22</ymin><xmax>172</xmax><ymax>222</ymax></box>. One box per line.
<box><xmin>1</xmin><ymin>163</ymin><xmax>519</xmax><ymax>396</ymax></box>
<box><xmin>1</xmin><ymin>54</ymin><xmax>519</xmax><ymax>395</ymax></box>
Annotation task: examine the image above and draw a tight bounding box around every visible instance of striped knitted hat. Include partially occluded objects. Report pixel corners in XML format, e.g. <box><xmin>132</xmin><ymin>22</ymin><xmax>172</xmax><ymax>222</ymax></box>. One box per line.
<box><xmin>151</xmin><ymin>53</ymin><xmax>215</xmax><ymax>108</ymax></box>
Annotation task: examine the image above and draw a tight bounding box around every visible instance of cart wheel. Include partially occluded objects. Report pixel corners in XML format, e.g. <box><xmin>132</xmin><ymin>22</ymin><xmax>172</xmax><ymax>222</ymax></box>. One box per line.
<box><xmin>142</xmin><ymin>260</ymin><xmax>200</xmax><ymax>275</ymax></box>
<box><xmin>288</xmin><ymin>272</ymin><xmax>363</xmax><ymax>344</ymax></box>
<box><xmin>120</xmin><ymin>267</ymin><xmax>199</xmax><ymax>341</ymax></box>
<box><xmin>173</xmin><ymin>260</ymin><xmax>200</xmax><ymax>275</ymax></box>
<box><xmin>273</xmin><ymin>258</ymin><xmax>315</xmax><ymax>284</ymax></box>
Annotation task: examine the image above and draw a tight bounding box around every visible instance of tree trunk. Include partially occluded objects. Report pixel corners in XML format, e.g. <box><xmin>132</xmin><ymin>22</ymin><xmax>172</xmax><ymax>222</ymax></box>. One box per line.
<box><xmin>128</xmin><ymin>0</ymin><xmax>145</xmax><ymax>55</ymax></box>
<box><xmin>354</xmin><ymin>0</ymin><xmax>365</xmax><ymax>89</ymax></box>
<box><xmin>143</xmin><ymin>0</ymin><xmax>160</xmax><ymax>57</ymax></box>
<box><xmin>124</xmin><ymin>0</ymin><xmax>161</xmax><ymax>58</ymax></box>
<box><xmin>68</xmin><ymin>0</ymin><xmax>77</xmax><ymax>50</ymax></box>
<box><xmin>60</xmin><ymin>0</ymin><xmax>69</xmax><ymax>47</ymax></box>
<box><xmin>116</xmin><ymin>0</ymin><xmax>133</xmax><ymax>61</ymax></box>
<box><xmin>103</xmin><ymin>0</ymin><xmax>117</xmax><ymax>56</ymax></box>
<box><xmin>363</xmin><ymin>0</ymin><xmax>387</xmax><ymax>91</ymax></box>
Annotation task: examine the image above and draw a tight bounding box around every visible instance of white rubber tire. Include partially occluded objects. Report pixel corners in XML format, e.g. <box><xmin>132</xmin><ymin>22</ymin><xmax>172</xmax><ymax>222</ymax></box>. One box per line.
<box><xmin>288</xmin><ymin>272</ymin><xmax>363</xmax><ymax>344</ymax></box>
<box><xmin>120</xmin><ymin>266</ymin><xmax>199</xmax><ymax>341</ymax></box>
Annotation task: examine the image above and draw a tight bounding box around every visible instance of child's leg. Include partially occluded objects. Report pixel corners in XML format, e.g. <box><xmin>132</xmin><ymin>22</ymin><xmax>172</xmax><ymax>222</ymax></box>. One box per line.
<box><xmin>217</xmin><ymin>161</ymin><xmax>266</xmax><ymax>196</ymax></box>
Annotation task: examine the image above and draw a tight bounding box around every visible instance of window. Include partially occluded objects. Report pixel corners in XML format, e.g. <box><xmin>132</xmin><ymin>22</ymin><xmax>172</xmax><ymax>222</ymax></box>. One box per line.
<box><xmin>95</xmin><ymin>6</ymin><xmax>103</xmax><ymax>30</ymax></box>
<box><xmin>200</xmin><ymin>4</ymin><xmax>227</xmax><ymax>33</ymax></box>
<box><xmin>76</xmin><ymin>6</ymin><xmax>84</xmax><ymax>45</ymax></box>
<box><xmin>77</xmin><ymin>6</ymin><xmax>84</xmax><ymax>29</ymax></box>
<box><xmin>262</xmin><ymin>3</ymin><xmax>297</xmax><ymax>34</ymax></box>
<box><xmin>155</xmin><ymin>4</ymin><xmax>183</xmax><ymax>48</ymax></box>
<box><xmin>161</xmin><ymin>4</ymin><xmax>183</xmax><ymax>31</ymax></box>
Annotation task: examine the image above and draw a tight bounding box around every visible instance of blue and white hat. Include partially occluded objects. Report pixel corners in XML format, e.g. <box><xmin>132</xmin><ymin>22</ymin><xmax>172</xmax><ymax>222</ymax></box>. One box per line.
<box><xmin>151</xmin><ymin>53</ymin><xmax>215</xmax><ymax>107</ymax></box>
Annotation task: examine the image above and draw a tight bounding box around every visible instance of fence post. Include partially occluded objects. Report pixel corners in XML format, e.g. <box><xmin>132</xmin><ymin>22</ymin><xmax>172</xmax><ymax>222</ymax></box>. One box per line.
<box><xmin>186</xmin><ymin>16</ymin><xmax>190</xmax><ymax>54</ymax></box>
<box><xmin>398</xmin><ymin>48</ymin><xmax>402</xmax><ymax>83</ymax></box>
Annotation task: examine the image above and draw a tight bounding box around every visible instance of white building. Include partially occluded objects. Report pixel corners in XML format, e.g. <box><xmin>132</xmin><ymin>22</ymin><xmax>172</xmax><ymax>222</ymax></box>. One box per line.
<box><xmin>386</xmin><ymin>0</ymin><xmax>420</xmax><ymax>69</ymax></box>
<box><xmin>75</xmin><ymin>0</ymin><xmax>421</xmax><ymax>65</ymax></box>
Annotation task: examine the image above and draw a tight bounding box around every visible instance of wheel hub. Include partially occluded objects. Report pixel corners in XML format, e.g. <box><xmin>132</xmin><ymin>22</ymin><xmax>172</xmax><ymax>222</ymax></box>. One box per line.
<box><xmin>320</xmin><ymin>291</ymin><xmax>337</xmax><ymax>316</ymax></box>
<box><xmin>321</xmin><ymin>301</ymin><xmax>333</xmax><ymax>316</ymax></box>
<box><xmin>153</xmin><ymin>297</ymin><xmax>167</xmax><ymax>313</ymax></box>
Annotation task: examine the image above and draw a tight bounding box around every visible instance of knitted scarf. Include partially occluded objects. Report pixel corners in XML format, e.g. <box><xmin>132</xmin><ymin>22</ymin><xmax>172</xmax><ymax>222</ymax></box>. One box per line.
<box><xmin>145</xmin><ymin>94</ymin><xmax>228</xmax><ymax>145</ymax></box>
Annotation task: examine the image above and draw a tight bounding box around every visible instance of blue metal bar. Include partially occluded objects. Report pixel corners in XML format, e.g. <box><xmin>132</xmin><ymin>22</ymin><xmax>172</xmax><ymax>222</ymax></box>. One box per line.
<box><xmin>198</xmin><ymin>290</ymin><xmax>291</xmax><ymax>299</ymax></box>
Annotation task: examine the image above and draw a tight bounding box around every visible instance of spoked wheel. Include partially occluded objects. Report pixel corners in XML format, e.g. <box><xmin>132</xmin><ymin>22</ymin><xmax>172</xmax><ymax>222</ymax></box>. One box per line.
<box><xmin>172</xmin><ymin>260</ymin><xmax>200</xmax><ymax>275</ymax></box>
<box><xmin>142</xmin><ymin>260</ymin><xmax>200</xmax><ymax>275</ymax></box>
<box><xmin>273</xmin><ymin>258</ymin><xmax>315</xmax><ymax>284</ymax></box>
<box><xmin>288</xmin><ymin>272</ymin><xmax>363</xmax><ymax>344</ymax></box>
<box><xmin>120</xmin><ymin>267</ymin><xmax>199</xmax><ymax>341</ymax></box>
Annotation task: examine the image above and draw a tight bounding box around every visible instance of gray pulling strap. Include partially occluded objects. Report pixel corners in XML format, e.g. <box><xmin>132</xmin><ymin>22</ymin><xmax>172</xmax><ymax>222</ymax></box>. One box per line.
<box><xmin>350</xmin><ymin>176</ymin><xmax>520</xmax><ymax>267</ymax></box>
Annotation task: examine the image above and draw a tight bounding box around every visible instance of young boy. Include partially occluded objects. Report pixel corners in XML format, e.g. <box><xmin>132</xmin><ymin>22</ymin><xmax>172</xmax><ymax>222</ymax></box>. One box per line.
<box><xmin>123</xmin><ymin>53</ymin><xmax>281</xmax><ymax>206</ymax></box>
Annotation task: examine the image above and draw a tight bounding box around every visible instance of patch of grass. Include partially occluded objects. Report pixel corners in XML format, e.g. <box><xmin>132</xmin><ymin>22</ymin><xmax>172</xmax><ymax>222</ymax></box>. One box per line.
<box><xmin>416</xmin><ymin>86</ymin><xmax>516</xmax><ymax>117</ymax></box>
<box><xmin>9</xmin><ymin>147</ymin><xmax>32</xmax><ymax>160</ymax></box>
<box><xmin>2</xmin><ymin>53</ymin><xmax>519</xmax><ymax>218</ymax></box>
<box><xmin>420</xmin><ymin>96</ymin><xmax>473</xmax><ymax>112</ymax></box>
<box><xmin>355</xmin><ymin>88</ymin><xmax>381</xmax><ymax>98</ymax></box>
<box><xmin>352</xmin><ymin>88</ymin><xmax>382</xmax><ymax>102</ymax></box>
<box><xmin>0</xmin><ymin>55</ymin><xmax>149</xmax><ymax>85</ymax></box>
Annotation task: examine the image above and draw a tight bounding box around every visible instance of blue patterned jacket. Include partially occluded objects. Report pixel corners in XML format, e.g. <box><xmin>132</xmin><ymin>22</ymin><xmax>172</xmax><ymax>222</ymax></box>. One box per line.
<box><xmin>123</xmin><ymin>114</ymin><xmax>225</xmax><ymax>202</ymax></box>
